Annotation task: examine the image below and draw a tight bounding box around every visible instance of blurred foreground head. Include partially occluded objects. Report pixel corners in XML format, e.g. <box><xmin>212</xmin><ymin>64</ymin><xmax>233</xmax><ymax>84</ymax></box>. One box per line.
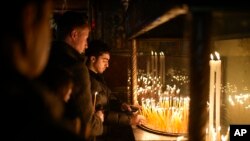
<box><xmin>0</xmin><ymin>0</ymin><xmax>53</xmax><ymax>79</ymax></box>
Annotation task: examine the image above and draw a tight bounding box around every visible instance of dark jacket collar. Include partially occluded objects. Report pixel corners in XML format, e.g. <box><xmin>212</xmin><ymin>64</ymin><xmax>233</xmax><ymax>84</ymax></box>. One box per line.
<box><xmin>88</xmin><ymin>69</ymin><xmax>106</xmax><ymax>84</ymax></box>
<box><xmin>48</xmin><ymin>41</ymin><xmax>86</xmax><ymax>68</ymax></box>
<box><xmin>51</xmin><ymin>41</ymin><xmax>85</xmax><ymax>62</ymax></box>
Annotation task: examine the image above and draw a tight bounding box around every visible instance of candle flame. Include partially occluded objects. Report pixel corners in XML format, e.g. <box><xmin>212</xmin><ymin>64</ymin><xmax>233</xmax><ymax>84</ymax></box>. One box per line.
<box><xmin>95</xmin><ymin>91</ymin><xmax>98</xmax><ymax>96</ymax></box>
<box><xmin>215</xmin><ymin>51</ymin><xmax>220</xmax><ymax>60</ymax></box>
<box><xmin>210</xmin><ymin>54</ymin><xmax>214</xmax><ymax>60</ymax></box>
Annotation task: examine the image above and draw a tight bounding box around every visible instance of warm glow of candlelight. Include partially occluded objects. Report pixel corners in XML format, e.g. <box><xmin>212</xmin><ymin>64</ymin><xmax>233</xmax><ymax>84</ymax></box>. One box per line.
<box><xmin>131</xmin><ymin>63</ymin><xmax>190</xmax><ymax>135</ymax></box>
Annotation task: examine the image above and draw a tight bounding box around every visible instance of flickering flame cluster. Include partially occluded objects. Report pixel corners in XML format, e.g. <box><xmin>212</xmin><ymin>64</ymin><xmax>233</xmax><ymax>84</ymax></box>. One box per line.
<box><xmin>135</xmin><ymin>71</ymin><xmax>190</xmax><ymax>134</ymax></box>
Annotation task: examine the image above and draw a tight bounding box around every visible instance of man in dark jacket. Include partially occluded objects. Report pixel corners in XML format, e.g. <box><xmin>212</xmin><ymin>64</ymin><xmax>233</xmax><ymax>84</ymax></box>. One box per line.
<box><xmin>86</xmin><ymin>39</ymin><xmax>145</xmax><ymax>141</ymax></box>
<box><xmin>41</xmin><ymin>11</ymin><xmax>103</xmax><ymax>140</ymax></box>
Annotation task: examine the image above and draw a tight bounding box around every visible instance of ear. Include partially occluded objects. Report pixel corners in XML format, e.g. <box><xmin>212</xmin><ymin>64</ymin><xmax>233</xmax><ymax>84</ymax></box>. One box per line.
<box><xmin>90</xmin><ymin>56</ymin><xmax>96</xmax><ymax>62</ymax></box>
<box><xmin>70</xmin><ymin>29</ymin><xmax>78</xmax><ymax>41</ymax></box>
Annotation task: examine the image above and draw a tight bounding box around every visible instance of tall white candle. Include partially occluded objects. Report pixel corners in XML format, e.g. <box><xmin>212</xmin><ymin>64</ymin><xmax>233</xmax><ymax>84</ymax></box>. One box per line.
<box><xmin>94</xmin><ymin>91</ymin><xmax>98</xmax><ymax>108</ymax></box>
<box><xmin>151</xmin><ymin>51</ymin><xmax>154</xmax><ymax>75</ymax></box>
<box><xmin>209</xmin><ymin>54</ymin><xmax>215</xmax><ymax>141</ymax></box>
<box><xmin>215</xmin><ymin>51</ymin><xmax>221</xmax><ymax>141</ymax></box>
<box><xmin>162</xmin><ymin>52</ymin><xmax>165</xmax><ymax>85</ymax></box>
<box><xmin>159</xmin><ymin>52</ymin><xmax>163</xmax><ymax>84</ymax></box>
<box><xmin>155</xmin><ymin>52</ymin><xmax>158</xmax><ymax>77</ymax></box>
<box><xmin>146</xmin><ymin>58</ymin><xmax>150</xmax><ymax>76</ymax></box>
<box><xmin>208</xmin><ymin>52</ymin><xmax>222</xmax><ymax>141</ymax></box>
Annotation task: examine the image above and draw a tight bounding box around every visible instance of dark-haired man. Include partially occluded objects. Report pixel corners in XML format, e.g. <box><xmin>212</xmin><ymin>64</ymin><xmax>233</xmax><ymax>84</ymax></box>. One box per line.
<box><xmin>86</xmin><ymin>39</ymin><xmax>145</xmax><ymax>141</ymax></box>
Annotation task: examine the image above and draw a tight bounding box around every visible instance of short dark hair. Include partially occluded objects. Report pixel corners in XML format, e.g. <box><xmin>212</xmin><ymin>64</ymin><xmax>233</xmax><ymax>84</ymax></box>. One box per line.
<box><xmin>85</xmin><ymin>39</ymin><xmax>111</xmax><ymax>58</ymax></box>
<box><xmin>55</xmin><ymin>11</ymin><xmax>89</xmax><ymax>40</ymax></box>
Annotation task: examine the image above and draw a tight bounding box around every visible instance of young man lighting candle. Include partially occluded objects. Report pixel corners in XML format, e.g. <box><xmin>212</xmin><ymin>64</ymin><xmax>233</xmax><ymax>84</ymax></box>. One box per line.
<box><xmin>86</xmin><ymin>39</ymin><xmax>146</xmax><ymax>141</ymax></box>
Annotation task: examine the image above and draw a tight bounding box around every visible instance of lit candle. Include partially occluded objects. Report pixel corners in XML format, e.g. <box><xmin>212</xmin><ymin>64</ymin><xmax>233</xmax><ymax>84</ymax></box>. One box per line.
<box><xmin>209</xmin><ymin>51</ymin><xmax>222</xmax><ymax>141</ymax></box>
<box><xmin>155</xmin><ymin>52</ymin><xmax>158</xmax><ymax>77</ymax></box>
<box><xmin>209</xmin><ymin>54</ymin><xmax>215</xmax><ymax>141</ymax></box>
<box><xmin>93</xmin><ymin>91</ymin><xmax>98</xmax><ymax>108</ymax></box>
<box><xmin>151</xmin><ymin>51</ymin><xmax>154</xmax><ymax>74</ymax></box>
<box><xmin>162</xmin><ymin>52</ymin><xmax>165</xmax><ymax>85</ymax></box>
<box><xmin>146</xmin><ymin>58</ymin><xmax>150</xmax><ymax>76</ymax></box>
<box><xmin>215</xmin><ymin>51</ymin><xmax>221</xmax><ymax>141</ymax></box>
<box><xmin>159</xmin><ymin>52</ymin><xmax>163</xmax><ymax>84</ymax></box>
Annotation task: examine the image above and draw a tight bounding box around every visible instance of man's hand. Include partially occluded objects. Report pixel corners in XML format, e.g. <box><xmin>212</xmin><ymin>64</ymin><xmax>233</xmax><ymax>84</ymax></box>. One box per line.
<box><xmin>130</xmin><ymin>114</ymin><xmax>146</xmax><ymax>125</ymax></box>
<box><xmin>95</xmin><ymin>110</ymin><xmax>104</xmax><ymax>122</ymax></box>
<box><xmin>121</xmin><ymin>103</ymin><xmax>132</xmax><ymax>112</ymax></box>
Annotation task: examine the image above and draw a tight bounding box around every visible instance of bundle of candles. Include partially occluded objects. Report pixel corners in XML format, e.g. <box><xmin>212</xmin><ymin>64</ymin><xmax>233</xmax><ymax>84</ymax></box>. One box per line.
<box><xmin>135</xmin><ymin>71</ymin><xmax>190</xmax><ymax>134</ymax></box>
<box><xmin>140</xmin><ymin>96</ymin><xmax>190</xmax><ymax>134</ymax></box>
<box><xmin>146</xmin><ymin>51</ymin><xmax>166</xmax><ymax>85</ymax></box>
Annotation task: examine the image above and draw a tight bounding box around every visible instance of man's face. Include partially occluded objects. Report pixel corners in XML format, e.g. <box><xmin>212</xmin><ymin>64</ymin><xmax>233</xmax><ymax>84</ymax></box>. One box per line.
<box><xmin>73</xmin><ymin>27</ymin><xmax>90</xmax><ymax>54</ymax></box>
<box><xmin>93</xmin><ymin>53</ymin><xmax>110</xmax><ymax>74</ymax></box>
